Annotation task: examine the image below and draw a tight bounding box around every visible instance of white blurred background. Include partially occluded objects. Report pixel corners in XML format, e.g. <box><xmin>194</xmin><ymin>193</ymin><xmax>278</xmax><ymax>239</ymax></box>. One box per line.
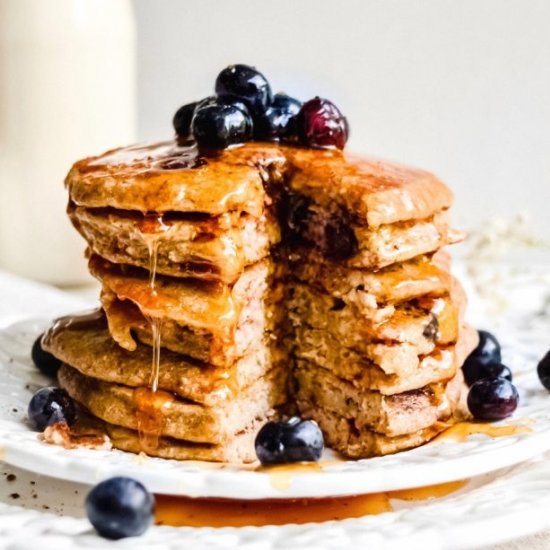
<box><xmin>1</xmin><ymin>0</ymin><xmax>549</xmax><ymax>285</ymax></box>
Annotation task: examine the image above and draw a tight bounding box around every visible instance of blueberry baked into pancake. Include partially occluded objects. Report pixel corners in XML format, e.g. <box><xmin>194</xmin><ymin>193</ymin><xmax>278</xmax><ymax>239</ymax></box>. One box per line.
<box><xmin>39</xmin><ymin>64</ymin><xmax>477</xmax><ymax>463</ymax></box>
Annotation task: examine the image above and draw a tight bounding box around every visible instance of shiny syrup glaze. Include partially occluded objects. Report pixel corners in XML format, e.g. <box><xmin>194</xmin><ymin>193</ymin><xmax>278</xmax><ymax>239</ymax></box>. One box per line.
<box><xmin>92</xmin><ymin>255</ymin><xmax>238</xmax><ymax>338</ymax></box>
<box><xmin>42</xmin><ymin>308</ymin><xmax>106</xmax><ymax>348</ymax></box>
<box><xmin>433</xmin><ymin>419</ymin><xmax>533</xmax><ymax>442</ymax></box>
<box><xmin>87</xmin><ymin>141</ymin><xmax>205</xmax><ymax>172</ymax></box>
<box><xmin>155</xmin><ymin>479</ymin><xmax>467</xmax><ymax>527</ymax></box>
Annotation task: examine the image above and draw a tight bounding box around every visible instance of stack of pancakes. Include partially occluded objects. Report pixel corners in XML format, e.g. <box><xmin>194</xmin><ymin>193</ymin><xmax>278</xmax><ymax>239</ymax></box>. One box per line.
<box><xmin>43</xmin><ymin>141</ymin><xmax>476</xmax><ymax>462</ymax></box>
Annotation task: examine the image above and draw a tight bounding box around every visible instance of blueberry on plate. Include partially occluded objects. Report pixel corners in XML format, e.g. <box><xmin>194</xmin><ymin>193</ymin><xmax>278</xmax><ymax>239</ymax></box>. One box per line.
<box><xmin>86</xmin><ymin>477</ymin><xmax>154</xmax><ymax>540</ymax></box>
<box><xmin>469</xmin><ymin>330</ymin><xmax>502</xmax><ymax>364</ymax></box>
<box><xmin>27</xmin><ymin>387</ymin><xmax>76</xmax><ymax>431</ymax></box>
<box><xmin>295</xmin><ymin>97</ymin><xmax>349</xmax><ymax>149</ymax></box>
<box><xmin>463</xmin><ymin>360</ymin><xmax>512</xmax><ymax>387</ymax></box>
<box><xmin>215</xmin><ymin>64</ymin><xmax>273</xmax><ymax>116</ymax></box>
<box><xmin>462</xmin><ymin>330</ymin><xmax>502</xmax><ymax>385</ymax></box>
<box><xmin>255</xmin><ymin>417</ymin><xmax>324</xmax><ymax>465</ymax></box>
<box><xmin>537</xmin><ymin>350</ymin><xmax>550</xmax><ymax>391</ymax></box>
<box><xmin>255</xmin><ymin>93</ymin><xmax>302</xmax><ymax>141</ymax></box>
<box><xmin>31</xmin><ymin>334</ymin><xmax>61</xmax><ymax>377</ymax></box>
<box><xmin>467</xmin><ymin>378</ymin><xmax>519</xmax><ymax>421</ymax></box>
<box><xmin>192</xmin><ymin>103</ymin><xmax>253</xmax><ymax>149</ymax></box>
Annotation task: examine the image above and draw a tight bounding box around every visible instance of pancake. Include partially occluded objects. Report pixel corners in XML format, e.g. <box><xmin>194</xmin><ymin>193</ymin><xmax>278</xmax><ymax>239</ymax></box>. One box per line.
<box><xmin>293</xmin><ymin>323</ymin><xmax>478</xmax><ymax>395</ymax></box>
<box><xmin>42</xmin><ymin>320</ymin><xmax>286</xmax><ymax>406</ymax></box>
<box><xmin>294</xmin><ymin>367</ymin><xmax>465</xmax><ymax>437</ymax></box>
<box><xmin>58</xmin><ymin>403</ymin><xmax>262</xmax><ymax>463</ymax></box>
<box><xmin>292</xmin><ymin>251</ymin><xmax>453</xmax><ymax>318</ymax></box>
<box><xmin>70</xmin><ymin>205</ymin><xmax>279</xmax><ymax>284</ymax></box>
<box><xmin>58</xmin><ymin>364</ymin><xmax>288</xmax><ymax>445</ymax></box>
<box><xmin>288</xmin><ymin>283</ymin><xmax>460</xmax><ymax>353</ymax></box>
<box><xmin>105</xmin><ymin>422</ymin><xmax>260</xmax><ymax>463</ymax></box>
<box><xmin>101</xmin><ymin>289</ymin><xmax>284</xmax><ymax>362</ymax></box>
<box><xmin>287</xmin><ymin>210</ymin><xmax>462</xmax><ymax>270</ymax></box>
<box><xmin>90</xmin><ymin>256</ymin><xmax>282</xmax><ymax>367</ymax></box>
<box><xmin>66</xmin><ymin>141</ymin><xmax>286</xmax><ymax>218</ymax></box>
<box><xmin>66</xmin><ymin>141</ymin><xmax>453</xmax><ymax>225</ymax></box>
<box><xmin>284</xmin><ymin>146</ymin><xmax>454</xmax><ymax>227</ymax></box>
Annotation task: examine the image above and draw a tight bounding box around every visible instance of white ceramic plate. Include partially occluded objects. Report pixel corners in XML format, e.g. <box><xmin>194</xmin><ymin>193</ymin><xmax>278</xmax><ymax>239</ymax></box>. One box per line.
<box><xmin>0</xmin><ymin>315</ymin><xmax>549</xmax><ymax>500</ymax></box>
<box><xmin>1</xmin><ymin>456</ymin><xmax>550</xmax><ymax>550</ymax></box>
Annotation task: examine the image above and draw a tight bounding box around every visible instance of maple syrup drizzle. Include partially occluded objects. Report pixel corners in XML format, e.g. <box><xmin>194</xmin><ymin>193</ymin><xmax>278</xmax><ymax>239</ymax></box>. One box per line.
<box><xmin>256</xmin><ymin>462</ymin><xmax>324</xmax><ymax>491</ymax></box>
<box><xmin>134</xmin><ymin>214</ymin><xmax>171</xmax><ymax>453</ymax></box>
<box><xmin>434</xmin><ymin>419</ymin><xmax>533</xmax><ymax>442</ymax></box>
<box><xmin>138</xmin><ymin>214</ymin><xmax>170</xmax><ymax>289</ymax></box>
<box><xmin>148</xmin><ymin>316</ymin><xmax>162</xmax><ymax>392</ymax></box>
<box><xmin>154</xmin><ymin>480</ymin><xmax>467</xmax><ymax>527</ymax></box>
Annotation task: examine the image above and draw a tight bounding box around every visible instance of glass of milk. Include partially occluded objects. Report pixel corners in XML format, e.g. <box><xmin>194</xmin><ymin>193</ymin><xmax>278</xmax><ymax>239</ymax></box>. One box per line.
<box><xmin>0</xmin><ymin>0</ymin><xmax>136</xmax><ymax>286</ymax></box>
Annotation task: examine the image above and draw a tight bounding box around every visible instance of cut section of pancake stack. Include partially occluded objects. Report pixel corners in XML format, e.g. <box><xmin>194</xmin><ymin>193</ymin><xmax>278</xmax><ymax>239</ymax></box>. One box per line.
<box><xmin>43</xmin><ymin>140</ymin><xmax>477</xmax><ymax>463</ymax></box>
<box><xmin>282</xmin><ymin>147</ymin><xmax>477</xmax><ymax>458</ymax></box>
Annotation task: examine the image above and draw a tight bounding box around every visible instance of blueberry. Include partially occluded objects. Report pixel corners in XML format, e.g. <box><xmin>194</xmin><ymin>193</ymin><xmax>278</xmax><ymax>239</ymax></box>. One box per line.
<box><xmin>323</xmin><ymin>214</ymin><xmax>358</xmax><ymax>261</ymax></box>
<box><xmin>280</xmin><ymin>193</ymin><xmax>357</xmax><ymax>260</ymax></box>
<box><xmin>31</xmin><ymin>334</ymin><xmax>61</xmax><ymax>377</ymax></box>
<box><xmin>85</xmin><ymin>477</ymin><xmax>154</xmax><ymax>539</ymax></box>
<box><xmin>215</xmin><ymin>64</ymin><xmax>273</xmax><ymax>116</ymax></box>
<box><xmin>280</xmin><ymin>193</ymin><xmax>311</xmax><ymax>246</ymax></box>
<box><xmin>256</xmin><ymin>93</ymin><xmax>302</xmax><ymax>141</ymax></box>
<box><xmin>537</xmin><ymin>350</ymin><xmax>550</xmax><ymax>391</ymax></box>
<box><xmin>217</xmin><ymin>96</ymin><xmax>251</xmax><ymax>116</ymax></box>
<box><xmin>173</xmin><ymin>96</ymin><xmax>215</xmax><ymax>138</ymax></box>
<box><xmin>255</xmin><ymin>417</ymin><xmax>324</xmax><ymax>465</ymax></box>
<box><xmin>192</xmin><ymin>103</ymin><xmax>252</xmax><ymax>149</ymax></box>
<box><xmin>27</xmin><ymin>387</ymin><xmax>76</xmax><ymax>431</ymax></box>
<box><xmin>173</xmin><ymin>101</ymin><xmax>199</xmax><ymax>138</ymax></box>
<box><xmin>462</xmin><ymin>330</ymin><xmax>502</xmax><ymax>385</ymax></box>
<box><xmin>471</xmin><ymin>330</ymin><xmax>502</xmax><ymax>364</ymax></box>
<box><xmin>467</xmin><ymin>378</ymin><xmax>519</xmax><ymax>421</ymax></box>
<box><xmin>463</xmin><ymin>360</ymin><xmax>513</xmax><ymax>387</ymax></box>
<box><xmin>296</xmin><ymin>97</ymin><xmax>349</xmax><ymax>149</ymax></box>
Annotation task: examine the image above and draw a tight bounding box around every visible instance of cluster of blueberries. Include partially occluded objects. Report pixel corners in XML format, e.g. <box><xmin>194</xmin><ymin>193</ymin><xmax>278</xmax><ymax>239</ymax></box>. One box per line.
<box><xmin>27</xmin><ymin>329</ymin><xmax>550</xmax><ymax>539</ymax></box>
<box><xmin>462</xmin><ymin>330</ymin><xmax>520</xmax><ymax>420</ymax></box>
<box><xmin>172</xmin><ymin>64</ymin><xmax>349</xmax><ymax>150</ymax></box>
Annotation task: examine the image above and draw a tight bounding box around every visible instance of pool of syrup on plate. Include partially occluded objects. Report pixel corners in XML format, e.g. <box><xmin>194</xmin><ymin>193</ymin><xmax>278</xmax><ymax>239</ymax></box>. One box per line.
<box><xmin>155</xmin><ymin>479</ymin><xmax>467</xmax><ymax>527</ymax></box>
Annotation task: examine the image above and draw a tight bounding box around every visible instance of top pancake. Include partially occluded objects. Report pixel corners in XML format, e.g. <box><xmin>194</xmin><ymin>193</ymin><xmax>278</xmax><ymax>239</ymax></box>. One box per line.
<box><xmin>66</xmin><ymin>141</ymin><xmax>453</xmax><ymax>226</ymax></box>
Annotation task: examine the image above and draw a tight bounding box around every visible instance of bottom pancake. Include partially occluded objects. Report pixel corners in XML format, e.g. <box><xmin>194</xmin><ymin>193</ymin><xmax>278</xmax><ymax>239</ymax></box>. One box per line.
<box><xmin>298</xmin><ymin>403</ymin><xmax>467</xmax><ymax>459</ymax></box>
<box><xmin>44</xmin><ymin>403</ymin><xmax>263</xmax><ymax>463</ymax></box>
<box><xmin>58</xmin><ymin>364</ymin><xmax>288</xmax><ymax>445</ymax></box>
<box><xmin>105</xmin><ymin>421</ymin><xmax>261</xmax><ymax>463</ymax></box>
